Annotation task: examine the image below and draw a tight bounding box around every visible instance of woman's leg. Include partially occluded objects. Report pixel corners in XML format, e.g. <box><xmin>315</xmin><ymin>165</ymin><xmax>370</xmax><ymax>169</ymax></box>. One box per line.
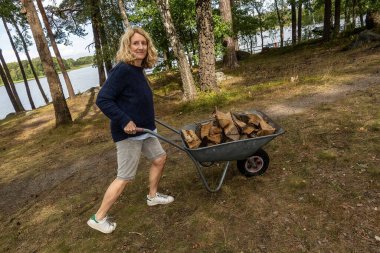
<box><xmin>148</xmin><ymin>154</ymin><xmax>167</xmax><ymax>197</ymax></box>
<box><xmin>95</xmin><ymin>178</ymin><xmax>129</xmax><ymax>220</ymax></box>
<box><xmin>96</xmin><ymin>139</ymin><xmax>142</xmax><ymax>219</ymax></box>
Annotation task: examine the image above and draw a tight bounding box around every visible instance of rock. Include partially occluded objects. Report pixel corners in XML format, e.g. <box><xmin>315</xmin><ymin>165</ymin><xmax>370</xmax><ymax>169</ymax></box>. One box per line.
<box><xmin>345</xmin><ymin>30</ymin><xmax>380</xmax><ymax>50</ymax></box>
<box><xmin>5</xmin><ymin>112</ymin><xmax>16</xmax><ymax>119</ymax></box>
<box><xmin>215</xmin><ymin>71</ymin><xmax>232</xmax><ymax>83</ymax></box>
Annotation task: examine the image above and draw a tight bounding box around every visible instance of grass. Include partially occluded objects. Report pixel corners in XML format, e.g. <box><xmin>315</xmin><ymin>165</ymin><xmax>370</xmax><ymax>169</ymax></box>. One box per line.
<box><xmin>0</xmin><ymin>39</ymin><xmax>379</xmax><ymax>252</ymax></box>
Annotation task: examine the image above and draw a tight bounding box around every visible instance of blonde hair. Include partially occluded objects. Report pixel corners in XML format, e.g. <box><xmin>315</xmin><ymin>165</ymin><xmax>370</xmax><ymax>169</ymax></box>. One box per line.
<box><xmin>115</xmin><ymin>27</ymin><xmax>158</xmax><ymax>68</ymax></box>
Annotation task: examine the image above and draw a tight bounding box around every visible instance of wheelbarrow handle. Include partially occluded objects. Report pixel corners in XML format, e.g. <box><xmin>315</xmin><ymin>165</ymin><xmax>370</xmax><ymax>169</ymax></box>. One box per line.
<box><xmin>135</xmin><ymin>127</ymin><xmax>185</xmax><ymax>152</ymax></box>
<box><xmin>135</xmin><ymin>127</ymin><xmax>146</xmax><ymax>133</ymax></box>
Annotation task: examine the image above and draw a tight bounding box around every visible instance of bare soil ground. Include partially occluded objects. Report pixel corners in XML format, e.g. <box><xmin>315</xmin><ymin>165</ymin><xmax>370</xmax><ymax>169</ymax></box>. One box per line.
<box><xmin>0</xmin><ymin>40</ymin><xmax>379</xmax><ymax>252</ymax></box>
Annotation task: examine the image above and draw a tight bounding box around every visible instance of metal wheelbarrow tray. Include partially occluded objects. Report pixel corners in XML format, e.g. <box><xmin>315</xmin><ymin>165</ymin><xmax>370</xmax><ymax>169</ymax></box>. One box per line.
<box><xmin>138</xmin><ymin>110</ymin><xmax>285</xmax><ymax>192</ymax></box>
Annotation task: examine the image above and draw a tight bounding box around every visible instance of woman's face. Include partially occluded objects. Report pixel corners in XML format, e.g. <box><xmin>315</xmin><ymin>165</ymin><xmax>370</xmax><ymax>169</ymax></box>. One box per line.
<box><xmin>129</xmin><ymin>32</ymin><xmax>148</xmax><ymax>61</ymax></box>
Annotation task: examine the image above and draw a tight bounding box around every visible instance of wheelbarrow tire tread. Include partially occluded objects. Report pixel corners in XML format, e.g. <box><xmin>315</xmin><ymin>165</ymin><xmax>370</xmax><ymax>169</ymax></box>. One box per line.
<box><xmin>237</xmin><ymin>148</ymin><xmax>270</xmax><ymax>177</ymax></box>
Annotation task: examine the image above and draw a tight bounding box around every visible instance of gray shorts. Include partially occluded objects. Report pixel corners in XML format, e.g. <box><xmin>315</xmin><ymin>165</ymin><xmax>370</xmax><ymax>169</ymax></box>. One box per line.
<box><xmin>115</xmin><ymin>137</ymin><xmax>166</xmax><ymax>180</ymax></box>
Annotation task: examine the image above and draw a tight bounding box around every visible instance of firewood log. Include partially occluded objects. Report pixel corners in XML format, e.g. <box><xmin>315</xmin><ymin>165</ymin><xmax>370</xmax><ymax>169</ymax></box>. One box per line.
<box><xmin>210</xmin><ymin>125</ymin><xmax>223</xmax><ymax>135</ymax></box>
<box><xmin>181</xmin><ymin>129</ymin><xmax>202</xmax><ymax>149</ymax></box>
<box><xmin>214</xmin><ymin>109</ymin><xmax>240</xmax><ymax>141</ymax></box>
<box><xmin>207</xmin><ymin>133</ymin><xmax>223</xmax><ymax>144</ymax></box>
<box><xmin>257</xmin><ymin>120</ymin><xmax>276</xmax><ymax>136</ymax></box>
<box><xmin>200</xmin><ymin>122</ymin><xmax>213</xmax><ymax>139</ymax></box>
<box><xmin>213</xmin><ymin>110</ymin><xmax>231</xmax><ymax>128</ymax></box>
<box><xmin>246</xmin><ymin>113</ymin><xmax>263</xmax><ymax>126</ymax></box>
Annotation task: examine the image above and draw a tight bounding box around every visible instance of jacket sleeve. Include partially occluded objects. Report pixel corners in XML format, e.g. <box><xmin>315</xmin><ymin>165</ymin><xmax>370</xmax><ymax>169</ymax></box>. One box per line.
<box><xmin>96</xmin><ymin>64</ymin><xmax>131</xmax><ymax>129</ymax></box>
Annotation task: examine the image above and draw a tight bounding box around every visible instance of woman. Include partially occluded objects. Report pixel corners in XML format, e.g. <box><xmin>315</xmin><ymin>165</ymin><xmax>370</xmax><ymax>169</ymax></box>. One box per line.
<box><xmin>87</xmin><ymin>28</ymin><xmax>174</xmax><ymax>234</ymax></box>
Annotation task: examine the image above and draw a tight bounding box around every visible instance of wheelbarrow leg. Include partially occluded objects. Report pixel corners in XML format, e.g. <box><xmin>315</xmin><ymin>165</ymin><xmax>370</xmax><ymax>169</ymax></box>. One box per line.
<box><xmin>188</xmin><ymin>155</ymin><xmax>231</xmax><ymax>192</ymax></box>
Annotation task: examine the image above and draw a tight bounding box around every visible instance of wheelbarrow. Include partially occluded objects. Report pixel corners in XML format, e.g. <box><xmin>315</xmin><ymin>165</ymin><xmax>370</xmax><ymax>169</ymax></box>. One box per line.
<box><xmin>137</xmin><ymin>110</ymin><xmax>285</xmax><ymax>192</ymax></box>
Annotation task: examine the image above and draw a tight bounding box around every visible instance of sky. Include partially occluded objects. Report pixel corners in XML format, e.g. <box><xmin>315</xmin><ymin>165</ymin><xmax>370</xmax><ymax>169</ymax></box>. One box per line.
<box><xmin>0</xmin><ymin>0</ymin><xmax>94</xmax><ymax>64</ymax></box>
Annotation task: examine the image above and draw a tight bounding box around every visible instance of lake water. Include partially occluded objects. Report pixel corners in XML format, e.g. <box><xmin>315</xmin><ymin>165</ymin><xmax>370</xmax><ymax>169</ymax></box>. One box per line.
<box><xmin>0</xmin><ymin>66</ymin><xmax>100</xmax><ymax>120</ymax></box>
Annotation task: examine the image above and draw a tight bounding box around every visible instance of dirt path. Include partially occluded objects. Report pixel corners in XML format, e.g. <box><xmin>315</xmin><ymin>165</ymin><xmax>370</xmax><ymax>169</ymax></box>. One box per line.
<box><xmin>266</xmin><ymin>73</ymin><xmax>379</xmax><ymax>117</ymax></box>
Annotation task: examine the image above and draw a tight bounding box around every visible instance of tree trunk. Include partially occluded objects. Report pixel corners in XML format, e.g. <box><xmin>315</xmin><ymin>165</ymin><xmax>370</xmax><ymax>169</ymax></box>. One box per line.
<box><xmin>334</xmin><ymin>0</ymin><xmax>341</xmax><ymax>37</ymax></box>
<box><xmin>156</xmin><ymin>0</ymin><xmax>197</xmax><ymax>100</ymax></box>
<box><xmin>0</xmin><ymin>49</ymin><xmax>24</xmax><ymax>112</ymax></box>
<box><xmin>219</xmin><ymin>0</ymin><xmax>238</xmax><ymax>69</ymax></box>
<box><xmin>297</xmin><ymin>0</ymin><xmax>302</xmax><ymax>43</ymax></box>
<box><xmin>323</xmin><ymin>0</ymin><xmax>332</xmax><ymax>42</ymax></box>
<box><xmin>0</xmin><ymin>60</ymin><xmax>21</xmax><ymax>112</ymax></box>
<box><xmin>3</xmin><ymin>17</ymin><xmax>35</xmax><ymax>109</ymax></box>
<box><xmin>185</xmin><ymin>47</ymin><xmax>192</xmax><ymax>67</ymax></box>
<box><xmin>253</xmin><ymin>4</ymin><xmax>264</xmax><ymax>49</ymax></box>
<box><xmin>358</xmin><ymin>0</ymin><xmax>364</xmax><ymax>27</ymax></box>
<box><xmin>189</xmin><ymin>30</ymin><xmax>198</xmax><ymax>65</ymax></box>
<box><xmin>344</xmin><ymin>1</ymin><xmax>350</xmax><ymax>30</ymax></box>
<box><xmin>35</xmin><ymin>0</ymin><xmax>76</xmax><ymax>99</ymax></box>
<box><xmin>230</xmin><ymin>0</ymin><xmax>240</xmax><ymax>51</ymax></box>
<box><xmin>291</xmin><ymin>0</ymin><xmax>297</xmax><ymax>45</ymax></box>
<box><xmin>163</xmin><ymin>49</ymin><xmax>171</xmax><ymax>70</ymax></box>
<box><xmin>274</xmin><ymin>0</ymin><xmax>284</xmax><ymax>47</ymax></box>
<box><xmin>11</xmin><ymin>17</ymin><xmax>49</xmax><ymax>104</ymax></box>
<box><xmin>90</xmin><ymin>0</ymin><xmax>106</xmax><ymax>85</ymax></box>
<box><xmin>352</xmin><ymin>0</ymin><xmax>356</xmax><ymax>28</ymax></box>
<box><xmin>98</xmin><ymin>11</ymin><xmax>113</xmax><ymax>73</ymax></box>
<box><xmin>118</xmin><ymin>0</ymin><xmax>130</xmax><ymax>30</ymax></box>
<box><xmin>21</xmin><ymin>0</ymin><xmax>72</xmax><ymax>126</ymax></box>
<box><xmin>196</xmin><ymin>0</ymin><xmax>218</xmax><ymax>91</ymax></box>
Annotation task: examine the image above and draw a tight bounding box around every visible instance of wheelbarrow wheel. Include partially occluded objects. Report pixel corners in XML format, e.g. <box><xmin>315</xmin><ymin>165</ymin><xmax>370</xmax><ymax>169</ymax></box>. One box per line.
<box><xmin>237</xmin><ymin>148</ymin><xmax>270</xmax><ymax>177</ymax></box>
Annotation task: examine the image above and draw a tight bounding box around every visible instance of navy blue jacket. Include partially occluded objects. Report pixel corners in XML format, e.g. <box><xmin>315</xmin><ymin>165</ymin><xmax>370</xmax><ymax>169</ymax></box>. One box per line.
<box><xmin>96</xmin><ymin>62</ymin><xmax>155</xmax><ymax>142</ymax></box>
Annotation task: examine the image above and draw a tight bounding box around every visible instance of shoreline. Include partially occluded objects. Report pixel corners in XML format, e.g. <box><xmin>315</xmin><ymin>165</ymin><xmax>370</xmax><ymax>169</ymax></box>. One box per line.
<box><xmin>0</xmin><ymin>64</ymin><xmax>93</xmax><ymax>87</ymax></box>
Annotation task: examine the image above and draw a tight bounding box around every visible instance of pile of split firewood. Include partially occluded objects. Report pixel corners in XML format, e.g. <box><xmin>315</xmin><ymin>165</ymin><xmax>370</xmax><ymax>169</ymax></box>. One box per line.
<box><xmin>181</xmin><ymin>109</ymin><xmax>276</xmax><ymax>149</ymax></box>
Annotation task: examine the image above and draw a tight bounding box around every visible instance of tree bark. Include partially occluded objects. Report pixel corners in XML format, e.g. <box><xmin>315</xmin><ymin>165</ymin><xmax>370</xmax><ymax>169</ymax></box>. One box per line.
<box><xmin>352</xmin><ymin>0</ymin><xmax>356</xmax><ymax>28</ymax></box>
<box><xmin>36</xmin><ymin>0</ymin><xmax>76</xmax><ymax>99</ymax></box>
<box><xmin>11</xmin><ymin>17</ymin><xmax>49</xmax><ymax>104</ymax></box>
<box><xmin>118</xmin><ymin>0</ymin><xmax>130</xmax><ymax>30</ymax></box>
<box><xmin>156</xmin><ymin>0</ymin><xmax>197</xmax><ymax>100</ymax></box>
<box><xmin>0</xmin><ymin>49</ymin><xmax>24</xmax><ymax>112</ymax></box>
<box><xmin>219</xmin><ymin>0</ymin><xmax>238</xmax><ymax>69</ymax></box>
<box><xmin>196</xmin><ymin>0</ymin><xmax>218</xmax><ymax>91</ymax></box>
<box><xmin>0</xmin><ymin>60</ymin><xmax>21</xmax><ymax>113</ymax></box>
<box><xmin>21</xmin><ymin>0</ymin><xmax>72</xmax><ymax>126</ymax></box>
<box><xmin>334</xmin><ymin>0</ymin><xmax>341</xmax><ymax>37</ymax></box>
<box><xmin>3</xmin><ymin>17</ymin><xmax>35</xmax><ymax>109</ymax></box>
<box><xmin>297</xmin><ymin>0</ymin><xmax>302</xmax><ymax>43</ymax></box>
<box><xmin>90</xmin><ymin>0</ymin><xmax>106</xmax><ymax>85</ymax></box>
<box><xmin>97</xmin><ymin>10</ymin><xmax>113</xmax><ymax>73</ymax></box>
<box><xmin>253</xmin><ymin>4</ymin><xmax>264</xmax><ymax>50</ymax></box>
<box><xmin>274</xmin><ymin>0</ymin><xmax>284</xmax><ymax>47</ymax></box>
<box><xmin>344</xmin><ymin>1</ymin><xmax>350</xmax><ymax>30</ymax></box>
<box><xmin>323</xmin><ymin>0</ymin><xmax>332</xmax><ymax>42</ymax></box>
<box><xmin>291</xmin><ymin>0</ymin><xmax>297</xmax><ymax>45</ymax></box>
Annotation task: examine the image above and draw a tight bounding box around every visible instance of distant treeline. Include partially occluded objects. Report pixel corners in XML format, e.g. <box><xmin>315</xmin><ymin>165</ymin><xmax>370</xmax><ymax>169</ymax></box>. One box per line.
<box><xmin>0</xmin><ymin>56</ymin><xmax>93</xmax><ymax>85</ymax></box>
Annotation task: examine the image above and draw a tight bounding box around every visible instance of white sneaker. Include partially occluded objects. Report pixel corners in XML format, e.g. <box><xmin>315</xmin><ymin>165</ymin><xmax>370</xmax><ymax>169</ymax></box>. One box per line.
<box><xmin>87</xmin><ymin>214</ymin><xmax>117</xmax><ymax>234</ymax></box>
<box><xmin>147</xmin><ymin>192</ymin><xmax>174</xmax><ymax>206</ymax></box>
